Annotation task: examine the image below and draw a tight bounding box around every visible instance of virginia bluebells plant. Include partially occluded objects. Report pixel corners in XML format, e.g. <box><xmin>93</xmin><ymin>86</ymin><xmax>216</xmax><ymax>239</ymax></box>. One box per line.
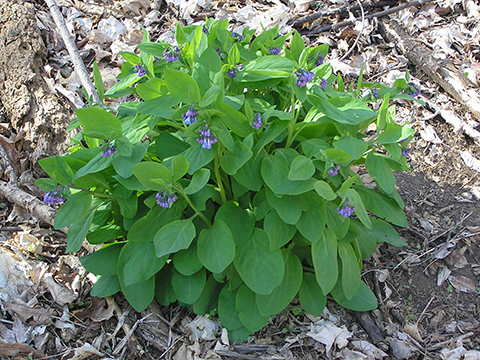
<box><xmin>156</xmin><ymin>190</ymin><xmax>178</xmax><ymax>208</ymax></box>
<box><xmin>43</xmin><ymin>189</ymin><xmax>65</xmax><ymax>205</ymax></box>
<box><xmin>164</xmin><ymin>46</ymin><xmax>180</xmax><ymax>62</ymax></box>
<box><xmin>372</xmin><ymin>89</ymin><xmax>378</xmax><ymax>99</ymax></box>
<box><xmin>319</xmin><ymin>78</ymin><xmax>328</xmax><ymax>89</ymax></box>
<box><xmin>134</xmin><ymin>64</ymin><xmax>147</xmax><ymax>77</ymax></box>
<box><xmin>250</xmin><ymin>113</ymin><xmax>262</xmax><ymax>129</ymax></box>
<box><xmin>295</xmin><ymin>69</ymin><xmax>315</xmax><ymax>87</ymax></box>
<box><xmin>182</xmin><ymin>105</ymin><xmax>198</xmax><ymax>125</ymax></box>
<box><xmin>268</xmin><ymin>47</ymin><xmax>280</xmax><ymax>55</ymax></box>
<box><xmin>215</xmin><ymin>47</ymin><xmax>225</xmax><ymax>60</ymax></box>
<box><xmin>328</xmin><ymin>164</ymin><xmax>341</xmax><ymax>176</ymax></box>
<box><xmin>202</xmin><ymin>25</ymin><xmax>209</xmax><ymax>35</ymax></box>
<box><xmin>315</xmin><ymin>54</ymin><xmax>324</xmax><ymax>66</ymax></box>
<box><xmin>337</xmin><ymin>198</ymin><xmax>355</xmax><ymax>218</ymax></box>
<box><xmin>197</xmin><ymin>124</ymin><xmax>217</xmax><ymax>149</ymax></box>
<box><xmin>102</xmin><ymin>143</ymin><xmax>116</xmax><ymax>157</ymax></box>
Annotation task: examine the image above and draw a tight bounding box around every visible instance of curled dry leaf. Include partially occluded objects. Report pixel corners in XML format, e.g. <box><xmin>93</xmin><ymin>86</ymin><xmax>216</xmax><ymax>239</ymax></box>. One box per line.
<box><xmin>448</xmin><ymin>274</ymin><xmax>477</xmax><ymax>293</ymax></box>
<box><xmin>42</xmin><ymin>273</ymin><xmax>78</xmax><ymax>305</ymax></box>
<box><xmin>73</xmin><ymin>297</ymin><xmax>115</xmax><ymax>322</ymax></box>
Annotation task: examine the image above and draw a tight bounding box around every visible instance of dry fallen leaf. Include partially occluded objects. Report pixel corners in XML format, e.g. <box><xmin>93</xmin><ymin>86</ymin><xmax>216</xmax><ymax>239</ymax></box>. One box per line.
<box><xmin>448</xmin><ymin>274</ymin><xmax>477</xmax><ymax>293</ymax></box>
<box><xmin>73</xmin><ymin>297</ymin><xmax>115</xmax><ymax>322</ymax></box>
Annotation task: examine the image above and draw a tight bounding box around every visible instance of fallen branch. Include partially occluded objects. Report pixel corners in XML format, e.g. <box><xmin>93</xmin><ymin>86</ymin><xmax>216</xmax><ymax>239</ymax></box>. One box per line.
<box><xmin>0</xmin><ymin>179</ymin><xmax>62</xmax><ymax>230</ymax></box>
<box><xmin>304</xmin><ymin>0</ymin><xmax>435</xmax><ymax>34</ymax></box>
<box><xmin>380</xmin><ymin>20</ymin><xmax>480</xmax><ymax>123</ymax></box>
<box><xmin>44</xmin><ymin>0</ymin><xmax>101</xmax><ymax>105</ymax></box>
<box><xmin>289</xmin><ymin>0</ymin><xmax>396</xmax><ymax>27</ymax></box>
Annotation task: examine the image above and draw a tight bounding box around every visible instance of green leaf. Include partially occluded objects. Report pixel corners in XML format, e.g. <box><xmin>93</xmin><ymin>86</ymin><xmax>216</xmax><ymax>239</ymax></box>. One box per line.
<box><xmin>296</xmin><ymin>193</ymin><xmax>326</xmax><ymax>243</ymax></box>
<box><xmin>193</xmin><ymin>275</ymin><xmax>223</xmax><ymax>315</ymax></box>
<box><xmin>338</xmin><ymin>242</ymin><xmax>361</xmax><ymax>300</ymax></box>
<box><xmin>136</xmin><ymin>95</ymin><xmax>179</xmax><ymax>118</ymax></box>
<box><xmin>185</xmin><ymin>168</ymin><xmax>211</xmax><ymax>195</ymax></box>
<box><xmin>216</xmin><ymin>102</ymin><xmax>252</xmax><ymax>137</ymax></box>
<box><xmin>38</xmin><ymin>156</ymin><xmax>75</xmax><ymax>186</ymax></box>
<box><xmin>197</xmin><ymin>220</ymin><xmax>236</xmax><ymax>273</ymax></box>
<box><xmin>218</xmin><ymin>287</ymin><xmax>243</xmax><ymax>331</ymax></box>
<box><xmin>299</xmin><ymin>272</ymin><xmax>326</xmax><ymax>316</ymax></box>
<box><xmin>164</xmin><ymin>69</ymin><xmax>200</xmax><ymax>103</ymax></box>
<box><xmin>261</xmin><ymin>154</ymin><xmax>289</xmax><ymax>192</ymax></box>
<box><xmin>331</xmin><ymin>281</ymin><xmax>377</xmax><ymax>312</ymax></box>
<box><xmin>192</xmin><ymin>47</ymin><xmax>224</xmax><ymax>95</ymax></box>
<box><xmin>131</xmin><ymin>162</ymin><xmax>172</xmax><ymax>190</ymax></box>
<box><xmin>91</xmin><ymin>275</ymin><xmax>121</xmax><ymax>297</ymax></box>
<box><xmin>172</xmin><ymin>268</ymin><xmax>206</xmax><ymax>304</ymax></box>
<box><xmin>155</xmin><ymin>265</ymin><xmax>177</xmax><ymax>305</ymax></box>
<box><xmin>172</xmin><ymin>155</ymin><xmax>189</xmax><ymax>181</ymax></box>
<box><xmin>354</xmin><ymin>186</ymin><xmax>408</xmax><ymax>227</ymax></box>
<box><xmin>290</xmin><ymin>32</ymin><xmax>305</xmax><ymax>62</ymax></box>
<box><xmin>312</xmin><ymin>228</ymin><xmax>338</xmax><ymax>295</ymax></box>
<box><xmin>104</xmin><ymin>73</ymin><xmax>141</xmax><ymax>97</ymax></box>
<box><xmin>366</xmin><ymin>153</ymin><xmax>396</xmax><ymax>194</ymax></box>
<box><xmin>345</xmin><ymin>188</ymin><xmax>371</xmax><ymax>229</ymax></box>
<box><xmin>154</xmin><ymin>218</ymin><xmax>196</xmax><ymax>258</ymax></box>
<box><xmin>112</xmin><ymin>142</ymin><xmax>149</xmax><ymax>178</ymax></box>
<box><xmin>119</xmin><ymin>274</ymin><xmax>155</xmax><ymax>312</ymax></box>
<box><xmin>185</xmin><ymin>142</ymin><xmax>216</xmax><ymax>175</ymax></box>
<box><xmin>326</xmin><ymin>201</ymin><xmax>350</xmax><ymax>239</ymax></box>
<box><xmin>80</xmin><ymin>243</ymin><xmax>123</xmax><ymax>275</ymax></box>
<box><xmin>173</xmin><ymin>243</ymin><xmax>203</xmax><ymax>276</ymax></box>
<box><xmin>54</xmin><ymin>192</ymin><xmax>92</xmax><ymax>229</ymax></box>
<box><xmin>333</xmin><ymin>136</ymin><xmax>368</xmax><ymax>160</ymax></box>
<box><xmin>93</xmin><ymin>61</ymin><xmax>104</xmax><ymax>100</ymax></box>
<box><xmin>364</xmin><ymin>218</ymin><xmax>406</xmax><ymax>247</ymax></box>
<box><xmin>239</xmin><ymin>56</ymin><xmax>294</xmax><ymax>82</ymax></box>
<box><xmin>214</xmin><ymin>202</ymin><xmax>255</xmax><ymax>246</ymax></box>
<box><xmin>324</xmin><ymin>148</ymin><xmax>352</xmax><ymax>165</ymax></box>
<box><xmin>66</xmin><ymin>211</ymin><xmax>95</xmax><ymax>252</ymax></box>
<box><xmin>264</xmin><ymin>210</ymin><xmax>296</xmax><ymax>251</ymax></box>
<box><xmin>288</xmin><ymin>156</ymin><xmax>315</xmax><ymax>181</ymax></box>
<box><xmin>115</xmin><ymin>137</ymin><xmax>132</xmax><ymax>157</ymax></box>
<box><xmin>35</xmin><ymin>178</ymin><xmax>57</xmax><ymax>192</ymax></box>
<box><xmin>376</xmin><ymin>125</ymin><xmax>415</xmax><ymax>144</ymax></box>
<box><xmin>119</xmin><ymin>241</ymin><xmax>168</xmax><ymax>286</ymax></box>
<box><xmin>256</xmin><ymin>250</ymin><xmax>303</xmax><ymax>316</ymax></box>
<box><xmin>220</xmin><ymin>141</ymin><xmax>253</xmax><ymax>175</ymax></box>
<box><xmin>136</xmin><ymin>78</ymin><xmax>164</xmax><ymax>101</ymax></box>
<box><xmin>314</xmin><ymin>181</ymin><xmax>337</xmax><ymax>201</ymax></box>
<box><xmin>236</xmin><ymin>285</ymin><xmax>270</xmax><ymax>332</ymax></box>
<box><xmin>266</xmin><ymin>188</ymin><xmax>306</xmax><ymax>226</ymax></box>
<box><xmin>129</xmin><ymin>204</ymin><xmax>183</xmax><ymax>243</ymax></box>
<box><xmin>155</xmin><ymin>132</ymin><xmax>190</xmax><ymax>160</ymax></box>
<box><xmin>233</xmin><ymin>152</ymin><xmax>264</xmax><ymax>191</ymax></box>
<box><xmin>76</xmin><ymin>108</ymin><xmax>122</xmax><ymax>139</ymax></box>
<box><xmin>234</xmin><ymin>228</ymin><xmax>284</xmax><ymax>295</ymax></box>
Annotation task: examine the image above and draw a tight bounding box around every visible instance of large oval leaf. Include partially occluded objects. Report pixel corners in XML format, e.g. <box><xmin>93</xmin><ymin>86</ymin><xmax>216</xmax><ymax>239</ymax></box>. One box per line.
<box><xmin>197</xmin><ymin>220</ymin><xmax>235</xmax><ymax>273</ymax></box>
<box><xmin>154</xmin><ymin>218</ymin><xmax>196</xmax><ymax>258</ymax></box>
<box><xmin>311</xmin><ymin>228</ymin><xmax>338</xmax><ymax>295</ymax></box>
<box><xmin>234</xmin><ymin>228</ymin><xmax>284</xmax><ymax>295</ymax></box>
<box><xmin>54</xmin><ymin>192</ymin><xmax>92</xmax><ymax>229</ymax></box>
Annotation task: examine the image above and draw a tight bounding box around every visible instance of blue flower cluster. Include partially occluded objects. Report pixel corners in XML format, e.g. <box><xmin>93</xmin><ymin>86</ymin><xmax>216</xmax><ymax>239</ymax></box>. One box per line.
<box><xmin>102</xmin><ymin>143</ymin><xmax>116</xmax><ymax>157</ymax></box>
<box><xmin>328</xmin><ymin>164</ymin><xmax>341</xmax><ymax>176</ymax></box>
<box><xmin>44</xmin><ymin>190</ymin><xmax>65</xmax><ymax>205</ymax></box>
<box><xmin>227</xmin><ymin>64</ymin><xmax>243</xmax><ymax>78</ymax></box>
<box><xmin>232</xmin><ymin>32</ymin><xmax>245</xmax><ymax>41</ymax></box>
<box><xmin>319</xmin><ymin>78</ymin><xmax>328</xmax><ymax>89</ymax></box>
<box><xmin>407</xmin><ymin>82</ymin><xmax>420</xmax><ymax>98</ymax></box>
<box><xmin>134</xmin><ymin>64</ymin><xmax>147</xmax><ymax>77</ymax></box>
<box><xmin>295</xmin><ymin>69</ymin><xmax>315</xmax><ymax>87</ymax></box>
<box><xmin>156</xmin><ymin>190</ymin><xmax>177</xmax><ymax>208</ymax></box>
<box><xmin>197</xmin><ymin>124</ymin><xmax>217</xmax><ymax>149</ymax></box>
<box><xmin>337</xmin><ymin>198</ymin><xmax>355</xmax><ymax>218</ymax></box>
<box><xmin>164</xmin><ymin>46</ymin><xmax>180</xmax><ymax>62</ymax></box>
<box><xmin>268</xmin><ymin>47</ymin><xmax>280</xmax><ymax>55</ymax></box>
<box><xmin>182</xmin><ymin>105</ymin><xmax>198</xmax><ymax>125</ymax></box>
<box><xmin>250</xmin><ymin>113</ymin><xmax>262</xmax><ymax>129</ymax></box>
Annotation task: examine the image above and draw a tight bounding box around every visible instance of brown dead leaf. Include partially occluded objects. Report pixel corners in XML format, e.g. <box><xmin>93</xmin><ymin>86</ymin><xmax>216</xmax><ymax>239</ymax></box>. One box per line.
<box><xmin>3</xmin><ymin>302</ymin><xmax>53</xmax><ymax>325</ymax></box>
<box><xmin>403</xmin><ymin>323</ymin><xmax>423</xmax><ymax>343</ymax></box>
<box><xmin>445</xmin><ymin>246</ymin><xmax>469</xmax><ymax>269</ymax></box>
<box><xmin>73</xmin><ymin>298</ymin><xmax>114</xmax><ymax>322</ymax></box>
<box><xmin>61</xmin><ymin>343</ymin><xmax>103</xmax><ymax>360</ymax></box>
<box><xmin>448</xmin><ymin>274</ymin><xmax>477</xmax><ymax>293</ymax></box>
<box><xmin>42</xmin><ymin>274</ymin><xmax>77</xmax><ymax>305</ymax></box>
<box><xmin>0</xmin><ymin>343</ymin><xmax>45</xmax><ymax>358</ymax></box>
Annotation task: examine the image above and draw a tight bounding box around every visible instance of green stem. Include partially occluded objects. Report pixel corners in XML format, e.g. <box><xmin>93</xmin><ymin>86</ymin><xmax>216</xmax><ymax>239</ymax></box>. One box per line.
<box><xmin>214</xmin><ymin>151</ymin><xmax>227</xmax><ymax>204</ymax></box>
<box><xmin>174</xmin><ymin>185</ymin><xmax>212</xmax><ymax>227</ymax></box>
<box><xmin>286</xmin><ymin>95</ymin><xmax>299</xmax><ymax>148</ymax></box>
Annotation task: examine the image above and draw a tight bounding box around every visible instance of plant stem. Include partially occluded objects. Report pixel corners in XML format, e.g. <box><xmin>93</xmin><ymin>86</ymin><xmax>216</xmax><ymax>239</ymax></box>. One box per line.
<box><xmin>286</xmin><ymin>95</ymin><xmax>299</xmax><ymax>148</ymax></box>
<box><xmin>174</xmin><ymin>185</ymin><xmax>212</xmax><ymax>227</ymax></box>
<box><xmin>214</xmin><ymin>151</ymin><xmax>227</xmax><ymax>204</ymax></box>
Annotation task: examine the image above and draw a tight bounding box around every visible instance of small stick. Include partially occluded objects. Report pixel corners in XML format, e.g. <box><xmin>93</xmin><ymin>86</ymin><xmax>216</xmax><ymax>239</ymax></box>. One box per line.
<box><xmin>44</xmin><ymin>0</ymin><xmax>101</xmax><ymax>105</ymax></box>
<box><xmin>353</xmin><ymin>311</ymin><xmax>385</xmax><ymax>345</ymax></box>
<box><xmin>304</xmin><ymin>0</ymin><xmax>436</xmax><ymax>35</ymax></box>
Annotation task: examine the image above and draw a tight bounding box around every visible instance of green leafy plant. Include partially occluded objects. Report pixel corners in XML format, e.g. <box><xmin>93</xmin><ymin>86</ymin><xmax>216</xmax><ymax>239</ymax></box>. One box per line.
<box><xmin>38</xmin><ymin>19</ymin><xmax>415</xmax><ymax>342</ymax></box>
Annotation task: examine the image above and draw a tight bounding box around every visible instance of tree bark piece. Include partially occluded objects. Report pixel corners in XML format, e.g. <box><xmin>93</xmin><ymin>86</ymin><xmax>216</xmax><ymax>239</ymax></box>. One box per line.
<box><xmin>0</xmin><ymin>0</ymin><xmax>72</xmax><ymax>176</ymax></box>
<box><xmin>380</xmin><ymin>20</ymin><xmax>480</xmax><ymax>124</ymax></box>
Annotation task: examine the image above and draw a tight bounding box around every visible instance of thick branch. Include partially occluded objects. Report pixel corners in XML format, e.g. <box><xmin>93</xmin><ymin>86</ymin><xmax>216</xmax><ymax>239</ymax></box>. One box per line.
<box><xmin>0</xmin><ymin>179</ymin><xmax>60</xmax><ymax>229</ymax></box>
<box><xmin>304</xmin><ymin>0</ymin><xmax>435</xmax><ymax>34</ymax></box>
<box><xmin>380</xmin><ymin>20</ymin><xmax>480</xmax><ymax>123</ymax></box>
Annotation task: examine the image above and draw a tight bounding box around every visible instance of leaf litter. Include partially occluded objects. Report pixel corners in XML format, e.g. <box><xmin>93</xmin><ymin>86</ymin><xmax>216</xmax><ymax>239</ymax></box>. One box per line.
<box><xmin>1</xmin><ymin>0</ymin><xmax>480</xmax><ymax>358</ymax></box>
